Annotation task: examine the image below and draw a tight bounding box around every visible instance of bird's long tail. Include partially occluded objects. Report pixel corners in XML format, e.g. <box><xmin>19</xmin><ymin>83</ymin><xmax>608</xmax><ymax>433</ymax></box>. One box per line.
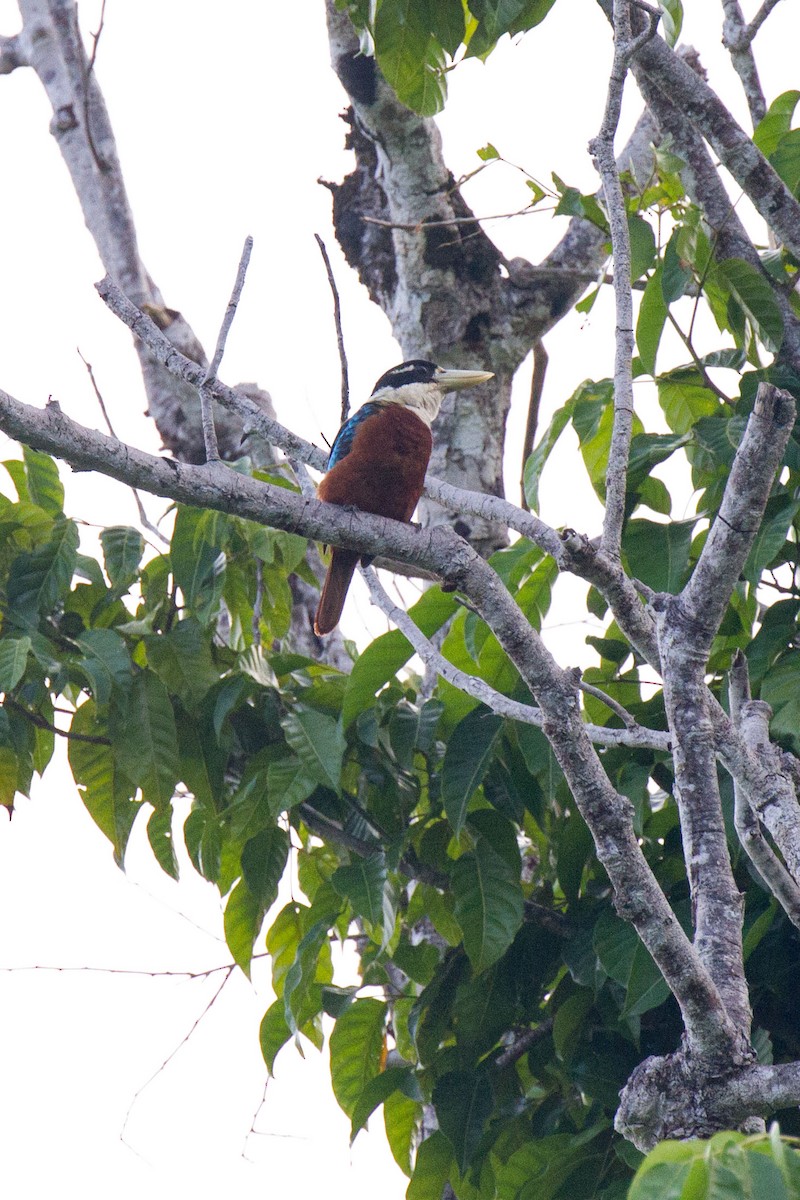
<box><xmin>314</xmin><ymin>548</ymin><xmax>359</xmax><ymax>636</ymax></box>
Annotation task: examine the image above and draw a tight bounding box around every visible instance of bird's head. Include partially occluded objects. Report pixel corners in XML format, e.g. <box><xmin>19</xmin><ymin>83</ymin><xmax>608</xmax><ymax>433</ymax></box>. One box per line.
<box><xmin>370</xmin><ymin>359</ymin><xmax>494</xmax><ymax>426</ymax></box>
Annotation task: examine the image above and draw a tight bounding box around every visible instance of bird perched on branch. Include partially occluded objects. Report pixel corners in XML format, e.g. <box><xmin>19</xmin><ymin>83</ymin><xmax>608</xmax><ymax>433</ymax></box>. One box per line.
<box><xmin>314</xmin><ymin>359</ymin><xmax>494</xmax><ymax>636</ymax></box>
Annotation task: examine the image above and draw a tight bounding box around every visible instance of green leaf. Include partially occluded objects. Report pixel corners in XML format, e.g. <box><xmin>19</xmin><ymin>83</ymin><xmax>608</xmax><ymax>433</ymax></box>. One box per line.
<box><xmin>744</xmin><ymin>496</ymin><xmax>800</xmax><ymax>583</ymax></box>
<box><xmin>761</xmin><ymin>651</ymin><xmax>800</xmax><ymax>752</ymax></box>
<box><xmin>441</xmin><ymin>705</ymin><xmax>503</xmax><ymax>834</ymax></box>
<box><xmin>170</xmin><ymin>506</ymin><xmax>228</xmax><ymax>621</ymax></box>
<box><xmin>266</xmin><ymin>902</ymin><xmax>304</xmax><ymax>997</ymax></box>
<box><xmin>662</xmin><ymin>230</ymin><xmax>692</xmax><ymax>304</ymax></box>
<box><xmin>282</xmin><ymin>906</ymin><xmax>337</xmax><ymax>1032</ymax></box>
<box><xmin>627</xmin><ymin>432</ymin><xmax>688</xmax><ymax>491</ymax></box>
<box><xmin>224</xmin><ymin>877</ymin><xmax>264</xmax><ymax>976</ymax></box>
<box><xmin>496</xmin><ymin>1133</ymin><xmax>593</xmax><ymax>1200</ymax></box>
<box><xmin>0</xmin><ymin>636</ymin><xmax>31</xmax><ymax>692</ymax></box>
<box><xmin>451</xmin><ymin>836</ymin><xmax>524</xmax><ymax>973</ymax></box>
<box><xmin>506</xmin><ymin>0</ymin><xmax>557</xmax><ymax>36</ymax></box>
<box><xmin>623</xmin><ymin>518</ymin><xmax>694</xmax><ymax>593</ymax></box>
<box><xmin>267</xmin><ymin>757</ymin><xmax>317</xmax><ymax>816</ymax></box>
<box><xmin>74</xmin><ymin>629</ymin><xmax>133</xmax><ymax>707</ymax></box>
<box><xmin>452</xmin><ymin>962</ymin><xmax>516</xmax><ymax>1058</ymax></box>
<box><xmin>522</xmin><ymin>398</ymin><xmax>575</xmax><ymax>512</ymax></box>
<box><xmin>374</xmin><ymin>0</ymin><xmax>448</xmax><ymax>116</ymax></box>
<box><xmin>713</xmin><ymin>258</ymin><xmax>784</xmax><ymax>353</ymax></box>
<box><xmin>331</xmin><ymin>851</ymin><xmax>389</xmax><ymax>928</ymax></box>
<box><xmin>23</xmin><ymin>447</ymin><xmax>64</xmax><ymax>515</ymax></box>
<box><xmin>628</xmin><ymin>215</ymin><xmax>657</xmax><ymax>281</ymax></box>
<box><xmin>329</xmin><ymin>997</ymin><xmax>386</xmax><ymax>1118</ymax></box>
<box><xmin>408</xmin><ymin>1131</ymin><xmax>454</xmax><ymax>1200</ymax></box>
<box><xmin>772</xmin><ymin>128</ymin><xmax>800</xmax><ymax>198</ymax></box>
<box><xmin>637</xmin><ymin>264</ymin><xmax>669</xmax><ymax>375</ymax></box>
<box><xmin>658</xmin><ymin>0</ymin><xmax>683</xmax><ymax>47</ymax></box>
<box><xmin>753</xmin><ymin>90</ymin><xmax>800</xmax><ymax>158</ymax></box>
<box><xmin>467</xmin><ymin>0</ymin><xmax>530</xmax><ymax>54</ymax></box>
<box><xmin>658</xmin><ymin>377</ymin><xmax>719</xmax><ymax>434</ymax></box>
<box><xmin>432</xmin><ymin>1068</ymin><xmax>492</xmax><ymax>1174</ymax></box>
<box><xmin>145</xmin><ymin>618</ymin><xmax>218</xmax><ymax>709</ymax></box>
<box><xmin>747</xmin><ymin>599</ymin><xmax>800</xmax><ymax>687</ymax></box>
<box><xmin>259</xmin><ymin>998</ymin><xmax>292</xmax><ymax>1074</ymax></box>
<box><xmin>625</xmin><ymin>940</ymin><xmax>671</xmax><ymax>1016</ymax></box>
<box><xmin>0</xmin><ymin>745</ymin><xmax>19</xmax><ymax>811</ymax></box>
<box><xmin>281</xmin><ymin>709</ymin><xmax>346</xmax><ymax>794</ymax></box>
<box><xmin>6</xmin><ymin>518</ymin><xmax>79</xmax><ymax>624</ymax></box>
<box><xmin>342</xmin><ymin>587</ymin><xmax>458</xmax><ymax>727</ymax></box>
<box><xmin>100</xmin><ymin>526</ymin><xmax>144</xmax><ymax>590</ymax></box>
<box><xmin>384</xmin><ymin>1087</ymin><xmax>420</xmax><ymax>1177</ymax></box>
<box><xmin>115</xmin><ymin>671</ymin><xmax>179</xmax><ymax>811</ymax></box>
<box><xmin>241</xmin><ymin>826</ymin><xmax>289</xmax><ymax>909</ymax></box>
<box><xmin>69</xmin><ymin>699</ymin><xmax>138</xmax><ymax>862</ymax></box>
<box><xmin>477</xmin><ymin>143</ymin><xmax>500</xmax><ymax>161</ymax></box>
<box><xmin>429</xmin><ymin>0</ymin><xmax>466</xmax><ymax>53</ymax></box>
<box><xmin>147</xmin><ymin>805</ymin><xmax>178</xmax><ymax>879</ymax></box>
<box><xmin>183</xmin><ymin>805</ymin><xmax>221</xmax><ymax>883</ymax></box>
<box><xmin>350</xmin><ymin>1065</ymin><xmax>417</xmax><ymax>1142</ymax></box>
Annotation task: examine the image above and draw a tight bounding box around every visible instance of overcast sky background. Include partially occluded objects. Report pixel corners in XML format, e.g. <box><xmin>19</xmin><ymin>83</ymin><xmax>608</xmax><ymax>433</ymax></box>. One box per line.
<box><xmin>0</xmin><ymin>2</ymin><xmax>796</xmax><ymax>1197</ymax></box>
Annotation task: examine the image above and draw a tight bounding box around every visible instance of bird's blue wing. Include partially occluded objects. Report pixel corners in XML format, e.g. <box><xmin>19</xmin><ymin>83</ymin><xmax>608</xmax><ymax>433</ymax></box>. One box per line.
<box><xmin>327</xmin><ymin>401</ymin><xmax>384</xmax><ymax>467</ymax></box>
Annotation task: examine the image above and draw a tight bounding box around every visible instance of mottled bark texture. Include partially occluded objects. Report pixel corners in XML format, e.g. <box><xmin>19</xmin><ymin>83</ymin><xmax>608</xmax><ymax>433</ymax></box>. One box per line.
<box><xmin>324</xmin><ymin>1</ymin><xmax>660</xmax><ymax>553</ymax></box>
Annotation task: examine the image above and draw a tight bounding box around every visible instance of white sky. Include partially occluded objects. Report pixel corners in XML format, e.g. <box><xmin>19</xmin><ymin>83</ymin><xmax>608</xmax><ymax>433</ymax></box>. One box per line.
<box><xmin>0</xmin><ymin>2</ymin><xmax>795</xmax><ymax>1197</ymax></box>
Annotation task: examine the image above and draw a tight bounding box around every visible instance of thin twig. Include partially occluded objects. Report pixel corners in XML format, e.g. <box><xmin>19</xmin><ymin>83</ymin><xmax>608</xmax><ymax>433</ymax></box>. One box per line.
<box><xmin>721</xmin><ymin>0</ymin><xmax>768</xmax><ymax>125</ymax></box>
<box><xmin>77</xmin><ymin>349</ymin><xmax>169</xmax><ymax>544</ymax></box>
<box><xmin>120</xmin><ymin>965</ymin><xmax>235</xmax><ymax>1150</ymax></box>
<box><xmin>198</xmin><ymin>235</ymin><xmax>254</xmax><ymax>462</ymax></box>
<box><xmin>3</xmin><ymin>697</ymin><xmax>110</xmax><ymax>745</ymax></box>
<box><xmin>663</xmin><ymin>312</ymin><xmax>734</xmax><ymax>405</ymax></box>
<box><xmin>79</xmin><ymin>0</ymin><xmax>109</xmax><ymax>172</ymax></box>
<box><xmin>520</xmin><ymin>341</ymin><xmax>548</xmax><ymax>510</ymax></box>
<box><xmin>363</xmin><ymin>567</ymin><xmax>671</xmax><ymax>751</ymax></box>
<box><xmin>495</xmin><ymin>1020</ymin><xmax>554</xmax><ymax>1070</ymax></box>
<box><xmin>573</xmin><ymin>671</ymin><xmax>637</xmax><ymax>728</ymax></box>
<box><xmin>361</xmin><ymin>205</ymin><xmax>544</xmax><ymax>231</ymax></box>
<box><xmin>742</xmin><ymin>0</ymin><xmax>784</xmax><ymax>46</ymax></box>
<box><xmin>589</xmin><ymin>0</ymin><xmax>659</xmax><ymax>561</ymax></box>
<box><xmin>314</xmin><ymin>234</ymin><xmax>350</xmax><ymax>423</ymax></box>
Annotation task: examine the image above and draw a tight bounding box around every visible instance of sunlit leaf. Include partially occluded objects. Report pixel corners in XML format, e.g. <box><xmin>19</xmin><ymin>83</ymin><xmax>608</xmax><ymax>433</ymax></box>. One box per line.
<box><xmin>0</xmin><ymin>635</ymin><xmax>31</xmax><ymax>692</ymax></box>
<box><xmin>23</xmin><ymin>447</ymin><xmax>64</xmax><ymax>516</ymax></box>
<box><xmin>6</xmin><ymin>518</ymin><xmax>78</xmax><ymax>624</ymax></box>
<box><xmin>637</xmin><ymin>264</ymin><xmax>668</xmax><ymax>376</ymax></box>
<box><xmin>259</xmin><ymin>998</ymin><xmax>292</xmax><ymax>1075</ymax></box>
<box><xmin>329</xmin><ymin>997</ymin><xmax>386</xmax><ymax>1117</ymax></box>
<box><xmin>224</xmin><ymin>878</ymin><xmax>264</xmax><ymax>976</ymax></box>
<box><xmin>753</xmin><ymin>90</ymin><xmax>800</xmax><ymax>158</ymax></box>
<box><xmin>100</xmin><ymin>525</ymin><xmax>144</xmax><ymax>590</ymax></box>
<box><xmin>658</xmin><ymin>0</ymin><xmax>683</xmax><ymax>47</ymax></box>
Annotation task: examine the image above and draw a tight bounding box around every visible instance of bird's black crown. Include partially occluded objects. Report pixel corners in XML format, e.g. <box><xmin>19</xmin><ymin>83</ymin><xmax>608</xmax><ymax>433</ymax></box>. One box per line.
<box><xmin>371</xmin><ymin>360</ymin><xmax>439</xmax><ymax>394</ymax></box>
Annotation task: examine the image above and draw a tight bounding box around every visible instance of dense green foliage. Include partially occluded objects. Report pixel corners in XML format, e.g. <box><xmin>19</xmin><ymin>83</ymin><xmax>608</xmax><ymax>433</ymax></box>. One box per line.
<box><xmin>5</xmin><ymin>115</ymin><xmax>800</xmax><ymax>1186</ymax></box>
<box><xmin>4</xmin><ymin>3</ymin><xmax>800</xmax><ymax>1198</ymax></box>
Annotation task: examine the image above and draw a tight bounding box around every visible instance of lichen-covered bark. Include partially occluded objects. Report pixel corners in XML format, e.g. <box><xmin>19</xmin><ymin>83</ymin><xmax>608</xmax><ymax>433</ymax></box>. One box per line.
<box><xmin>325</xmin><ymin>2</ymin><xmax>658</xmax><ymax>552</ymax></box>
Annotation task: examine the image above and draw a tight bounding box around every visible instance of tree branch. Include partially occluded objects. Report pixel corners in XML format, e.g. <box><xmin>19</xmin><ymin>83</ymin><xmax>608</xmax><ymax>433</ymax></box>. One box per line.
<box><xmin>596</xmin><ymin>0</ymin><xmax>800</xmax><ymax>261</ymax></box>
<box><xmin>363</xmin><ymin>566</ymin><xmax>670</xmax><ymax>750</ymax></box>
<box><xmin>589</xmin><ymin>0</ymin><xmax>658</xmax><ymax>560</ymax></box>
<box><xmin>198</xmin><ymin>235</ymin><xmax>254</xmax><ymax>463</ymax></box>
<box><xmin>0</xmin><ymin>378</ymin><xmax>737</xmax><ymax>1060</ymax></box>
<box><xmin>652</xmin><ymin>386</ymin><xmax>795</xmax><ymax>1036</ymax></box>
<box><xmin>721</xmin><ymin>0</ymin><xmax>768</xmax><ymax>125</ymax></box>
